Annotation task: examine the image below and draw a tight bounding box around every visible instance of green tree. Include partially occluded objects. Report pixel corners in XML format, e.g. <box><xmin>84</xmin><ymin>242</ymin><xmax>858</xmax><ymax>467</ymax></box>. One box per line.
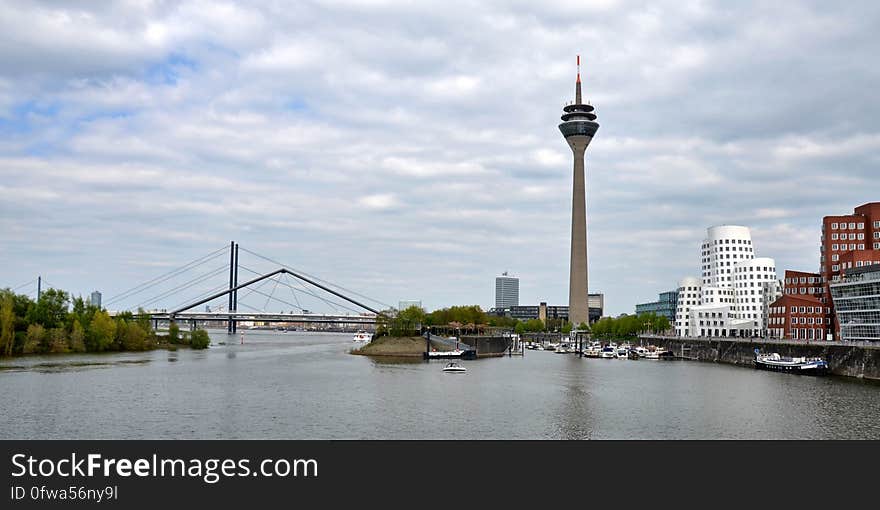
<box><xmin>190</xmin><ymin>329</ymin><xmax>210</xmax><ymax>349</ymax></box>
<box><xmin>524</xmin><ymin>319</ymin><xmax>545</xmax><ymax>332</ymax></box>
<box><xmin>26</xmin><ymin>288</ymin><xmax>69</xmax><ymax>329</ymax></box>
<box><xmin>69</xmin><ymin>319</ymin><xmax>86</xmax><ymax>352</ymax></box>
<box><xmin>168</xmin><ymin>322</ymin><xmax>181</xmax><ymax>344</ymax></box>
<box><xmin>561</xmin><ymin>322</ymin><xmax>573</xmax><ymax>335</ymax></box>
<box><xmin>514</xmin><ymin>322</ymin><xmax>525</xmax><ymax>335</ymax></box>
<box><xmin>88</xmin><ymin>310</ymin><xmax>116</xmax><ymax>352</ymax></box>
<box><xmin>23</xmin><ymin>324</ymin><xmax>45</xmax><ymax>354</ymax></box>
<box><xmin>388</xmin><ymin>306</ymin><xmax>423</xmax><ymax>336</ymax></box>
<box><xmin>0</xmin><ymin>293</ymin><xmax>15</xmax><ymax>356</ymax></box>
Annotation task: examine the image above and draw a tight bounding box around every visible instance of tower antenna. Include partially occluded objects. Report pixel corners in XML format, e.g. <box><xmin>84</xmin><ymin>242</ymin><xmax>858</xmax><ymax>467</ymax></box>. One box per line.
<box><xmin>575</xmin><ymin>55</ymin><xmax>582</xmax><ymax>104</ymax></box>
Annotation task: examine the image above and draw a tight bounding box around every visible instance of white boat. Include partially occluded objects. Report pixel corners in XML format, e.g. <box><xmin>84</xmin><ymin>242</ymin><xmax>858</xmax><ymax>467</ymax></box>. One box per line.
<box><xmin>352</xmin><ymin>330</ymin><xmax>372</xmax><ymax>342</ymax></box>
<box><xmin>442</xmin><ymin>362</ymin><xmax>467</xmax><ymax>373</ymax></box>
<box><xmin>616</xmin><ymin>345</ymin><xmax>629</xmax><ymax>359</ymax></box>
<box><xmin>583</xmin><ymin>342</ymin><xmax>602</xmax><ymax>358</ymax></box>
<box><xmin>600</xmin><ymin>345</ymin><xmax>616</xmax><ymax>358</ymax></box>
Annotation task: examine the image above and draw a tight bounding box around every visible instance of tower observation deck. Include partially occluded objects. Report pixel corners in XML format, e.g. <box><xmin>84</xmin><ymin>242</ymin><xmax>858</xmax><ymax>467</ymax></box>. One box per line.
<box><xmin>558</xmin><ymin>55</ymin><xmax>599</xmax><ymax>326</ymax></box>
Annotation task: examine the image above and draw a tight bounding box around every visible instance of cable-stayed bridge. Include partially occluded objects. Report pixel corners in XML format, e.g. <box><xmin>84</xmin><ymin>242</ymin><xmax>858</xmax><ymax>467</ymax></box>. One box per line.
<box><xmin>86</xmin><ymin>242</ymin><xmax>391</xmax><ymax>332</ymax></box>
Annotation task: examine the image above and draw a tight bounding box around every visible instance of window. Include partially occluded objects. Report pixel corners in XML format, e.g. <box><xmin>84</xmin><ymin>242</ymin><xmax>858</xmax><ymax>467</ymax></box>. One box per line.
<box><xmin>858</xmin><ymin>222</ymin><xmax>864</xmax><ymax>229</ymax></box>
<box><xmin>874</xmin><ymin>221</ymin><xmax>880</xmax><ymax>228</ymax></box>
<box><xmin>858</xmin><ymin>233</ymin><xmax>865</xmax><ymax>240</ymax></box>
<box><xmin>874</xmin><ymin>232</ymin><xmax>880</xmax><ymax>239</ymax></box>
<box><xmin>859</xmin><ymin>244</ymin><xmax>865</xmax><ymax>250</ymax></box>
<box><xmin>831</xmin><ymin>233</ymin><xmax>838</xmax><ymax>240</ymax></box>
<box><xmin>849</xmin><ymin>222</ymin><xmax>856</xmax><ymax>229</ymax></box>
<box><xmin>875</xmin><ymin>242</ymin><xmax>880</xmax><ymax>249</ymax></box>
<box><xmin>832</xmin><ymin>254</ymin><xmax>839</xmax><ymax>261</ymax></box>
<box><xmin>831</xmin><ymin>223</ymin><xmax>838</xmax><ymax>229</ymax></box>
<box><xmin>850</xmin><ymin>244</ymin><xmax>856</xmax><ymax>250</ymax></box>
<box><xmin>832</xmin><ymin>244</ymin><xmax>839</xmax><ymax>250</ymax></box>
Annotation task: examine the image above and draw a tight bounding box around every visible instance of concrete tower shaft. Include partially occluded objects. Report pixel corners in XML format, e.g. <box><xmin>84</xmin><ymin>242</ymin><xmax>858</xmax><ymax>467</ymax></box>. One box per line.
<box><xmin>558</xmin><ymin>56</ymin><xmax>599</xmax><ymax>326</ymax></box>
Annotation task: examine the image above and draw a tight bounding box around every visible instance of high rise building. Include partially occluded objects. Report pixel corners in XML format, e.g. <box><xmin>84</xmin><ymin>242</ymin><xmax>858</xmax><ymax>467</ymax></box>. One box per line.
<box><xmin>675</xmin><ymin>225</ymin><xmax>779</xmax><ymax>337</ymax></box>
<box><xmin>495</xmin><ymin>272</ymin><xmax>519</xmax><ymax>309</ymax></box>
<box><xmin>89</xmin><ymin>290</ymin><xmax>102</xmax><ymax>309</ymax></box>
<box><xmin>558</xmin><ymin>55</ymin><xmax>599</xmax><ymax>326</ymax></box>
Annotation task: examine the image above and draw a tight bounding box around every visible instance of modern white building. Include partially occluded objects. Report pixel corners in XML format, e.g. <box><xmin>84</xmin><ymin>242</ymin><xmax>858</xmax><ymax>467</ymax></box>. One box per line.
<box><xmin>675</xmin><ymin>225</ymin><xmax>780</xmax><ymax>338</ymax></box>
<box><xmin>495</xmin><ymin>272</ymin><xmax>519</xmax><ymax>309</ymax></box>
<box><xmin>674</xmin><ymin>276</ymin><xmax>702</xmax><ymax>336</ymax></box>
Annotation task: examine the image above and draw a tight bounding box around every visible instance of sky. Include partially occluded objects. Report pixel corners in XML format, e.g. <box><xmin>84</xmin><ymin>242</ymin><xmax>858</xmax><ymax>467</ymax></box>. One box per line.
<box><xmin>1</xmin><ymin>0</ymin><xmax>879</xmax><ymax>316</ymax></box>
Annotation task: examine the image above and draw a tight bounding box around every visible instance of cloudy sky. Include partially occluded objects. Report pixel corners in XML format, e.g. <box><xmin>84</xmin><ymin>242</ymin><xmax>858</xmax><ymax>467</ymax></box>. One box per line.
<box><xmin>1</xmin><ymin>0</ymin><xmax>878</xmax><ymax>316</ymax></box>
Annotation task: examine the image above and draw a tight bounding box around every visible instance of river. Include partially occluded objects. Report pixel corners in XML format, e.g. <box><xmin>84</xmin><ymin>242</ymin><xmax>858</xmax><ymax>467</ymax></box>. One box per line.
<box><xmin>1</xmin><ymin>330</ymin><xmax>878</xmax><ymax>439</ymax></box>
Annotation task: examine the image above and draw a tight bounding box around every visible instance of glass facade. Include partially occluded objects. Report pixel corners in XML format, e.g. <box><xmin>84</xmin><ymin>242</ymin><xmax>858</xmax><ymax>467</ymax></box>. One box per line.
<box><xmin>635</xmin><ymin>290</ymin><xmax>679</xmax><ymax>322</ymax></box>
<box><xmin>831</xmin><ymin>266</ymin><xmax>880</xmax><ymax>341</ymax></box>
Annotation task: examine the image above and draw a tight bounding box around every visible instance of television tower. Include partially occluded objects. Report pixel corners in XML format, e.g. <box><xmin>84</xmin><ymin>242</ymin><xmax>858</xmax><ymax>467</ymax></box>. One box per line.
<box><xmin>558</xmin><ymin>55</ymin><xmax>599</xmax><ymax>326</ymax></box>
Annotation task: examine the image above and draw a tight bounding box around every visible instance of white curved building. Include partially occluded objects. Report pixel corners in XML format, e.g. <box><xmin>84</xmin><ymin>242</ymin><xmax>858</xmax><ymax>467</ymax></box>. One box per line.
<box><xmin>674</xmin><ymin>277</ymin><xmax>702</xmax><ymax>337</ymax></box>
<box><xmin>677</xmin><ymin>225</ymin><xmax>780</xmax><ymax>338</ymax></box>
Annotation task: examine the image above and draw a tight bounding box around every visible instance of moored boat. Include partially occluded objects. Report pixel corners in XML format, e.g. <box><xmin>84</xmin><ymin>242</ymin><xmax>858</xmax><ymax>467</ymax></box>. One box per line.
<box><xmin>754</xmin><ymin>351</ymin><xmax>828</xmax><ymax>375</ymax></box>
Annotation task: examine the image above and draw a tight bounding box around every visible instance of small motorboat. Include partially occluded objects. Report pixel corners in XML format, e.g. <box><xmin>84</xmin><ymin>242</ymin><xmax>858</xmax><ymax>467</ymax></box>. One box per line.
<box><xmin>442</xmin><ymin>362</ymin><xmax>467</xmax><ymax>373</ymax></box>
<box><xmin>352</xmin><ymin>330</ymin><xmax>372</xmax><ymax>343</ymax></box>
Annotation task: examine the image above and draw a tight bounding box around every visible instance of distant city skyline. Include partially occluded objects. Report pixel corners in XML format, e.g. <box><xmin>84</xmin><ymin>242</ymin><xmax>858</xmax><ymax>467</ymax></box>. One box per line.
<box><xmin>1</xmin><ymin>2</ymin><xmax>879</xmax><ymax>316</ymax></box>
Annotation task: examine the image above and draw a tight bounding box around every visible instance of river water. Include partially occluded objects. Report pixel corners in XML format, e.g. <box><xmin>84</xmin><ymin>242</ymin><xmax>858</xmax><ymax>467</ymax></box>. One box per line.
<box><xmin>1</xmin><ymin>330</ymin><xmax>878</xmax><ymax>439</ymax></box>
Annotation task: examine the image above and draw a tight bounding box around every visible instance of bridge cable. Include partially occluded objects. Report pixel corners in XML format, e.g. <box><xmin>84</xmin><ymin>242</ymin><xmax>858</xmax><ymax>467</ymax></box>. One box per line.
<box><xmin>282</xmin><ymin>272</ymin><xmax>303</xmax><ymax>311</ymax></box>
<box><xmin>11</xmin><ymin>279</ymin><xmax>37</xmax><ymax>293</ymax></box>
<box><xmin>238</xmin><ymin>265</ymin><xmax>354</xmax><ymax>314</ymax></box>
<box><xmin>262</xmin><ymin>276</ymin><xmax>282</xmax><ymax>312</ymax></box>
<box><xmin>133</xmin><ymin>263</ymin><xmax>230</xmax><ymax>311</ymax></box>
<box><xmin>106</xmin><ymin>245</ymin><xmax>229</xmax><ymax>306</ymax></box>
<box><xmin>237</xmin><ymin>265</ymin><xmax>358</xmax><ymax>314</ymax></box>
<box><xmin>238</xmin><ymin>247</ymin><xmax>393</xmax><ymax>310</ymax></box>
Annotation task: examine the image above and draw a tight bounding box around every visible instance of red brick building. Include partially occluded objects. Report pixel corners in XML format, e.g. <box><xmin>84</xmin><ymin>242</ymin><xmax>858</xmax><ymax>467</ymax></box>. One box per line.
<box><xmin>820</xmin><ymin>202</ymin><xmax>880</xmax><ymax>339</ymax></box>
<box><xmin>768</xmin><ymin>294</ymin><xmax>829</xmax><ymax>341</ymax></box>
<box><xmin>782</xmin><ymin>270</ymin><xmax>823</xmax><ymax>299</ymax></box>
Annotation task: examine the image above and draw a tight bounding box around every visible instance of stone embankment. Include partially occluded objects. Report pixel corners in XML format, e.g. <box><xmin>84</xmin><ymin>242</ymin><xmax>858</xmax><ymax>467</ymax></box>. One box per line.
<box><xmin>638</xmin><ymin>335</ymin><xmax>880</xmax><ymax>380</ymax></box>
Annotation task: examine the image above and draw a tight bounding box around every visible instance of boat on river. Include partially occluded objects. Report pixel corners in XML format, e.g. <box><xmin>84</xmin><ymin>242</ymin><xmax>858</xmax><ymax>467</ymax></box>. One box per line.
<box><xmin>442</xmin><ymin>362</ymin><xmax>467</xmax><ymax>373</ymax></box>
<box><xmin>754</xmin><ymin>351</ymin><xmax>828</xmax><ymax>375</ymax></box>
<box><xmin>352</xmin><ymin>330</ymin><xmax>372</xmax><ymax>343</ymax></box>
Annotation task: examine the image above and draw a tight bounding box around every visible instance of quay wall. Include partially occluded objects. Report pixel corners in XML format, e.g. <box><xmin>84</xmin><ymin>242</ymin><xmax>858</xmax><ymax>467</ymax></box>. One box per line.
<box><xmin>638</xmin><ymin>336</ymin><xmax>880</xmax><ymax>381</ymax></box>
<box><xmin>459</xmin><ymin>335</ymin><xmax>511</xmax><ymax>358</ymax></box>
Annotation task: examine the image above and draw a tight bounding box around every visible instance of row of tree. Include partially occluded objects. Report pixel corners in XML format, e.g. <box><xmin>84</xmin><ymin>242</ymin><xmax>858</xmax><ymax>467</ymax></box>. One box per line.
<box><xmin>590</xmin><ymin>312</ymin><xmax>671</xmax><ymax>340</ymax></box>
<box><xmin>0</xmin><ymin>287</ymin><xmax>210</xmax><ymax>357</ymax></box>
<box><xmin>375</xmin><ymin>304</ymin><xmax>597</xmax><ymax>338</ymax></box>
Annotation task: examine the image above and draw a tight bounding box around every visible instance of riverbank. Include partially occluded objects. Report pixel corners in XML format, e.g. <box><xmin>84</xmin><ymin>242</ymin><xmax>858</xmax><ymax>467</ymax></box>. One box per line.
<box><xmin>350</xmin><ymin>336</ymin><xmax>428</xmax><ymax>357</ymax></box>
<box><xmin>638</xmin><ymin>335</ymin><xmax>880</xmax><ymax>381</ymax></box>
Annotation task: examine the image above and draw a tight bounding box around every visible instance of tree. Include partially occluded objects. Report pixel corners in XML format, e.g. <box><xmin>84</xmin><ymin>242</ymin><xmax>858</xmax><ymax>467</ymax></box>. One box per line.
<box><xmin>168</xmin><ymin>322</ymin><xmax>181</xmax><ymax>344</ymax></box>
<box><xmin>393</xmin><ymin>305</ymin><xmax>426</xmax><ymax>336</ymax></box>
<box><xmin>190</xmin><ymin>329</ymin><xmax>210</xmax><ymax>349</ymax></box>
<box><xmin>23</xmin><ymin>324</ymin><xmax>45</xmax><ymax>354</ymax></box>
<box><xmin>0</xmin><ymin>293</ymin><xmax>15</xmax><ymax>356</ymax></box>
<box><xmin>561</xmin><ymin>322</ymin><xmax>573</xmax><ymax>335</ymax></box>
<box><xmin>88</xmin><ymin>310</ymin><xmax>116</xmax><ymax>352</ymax></box>
<box><xmin>69</xmin><ymin>319</ymin><xmax>86</xmax><ymax>352</ymax></box>
<box><xmin>514</xmin><ymin>322</ymin><xmax>525</xmax><ymax>335</ymax></box>
<box><xmin>26</xmin><ymin>288</ymin><xmax>69</xmax><ymax>329</ymax></box>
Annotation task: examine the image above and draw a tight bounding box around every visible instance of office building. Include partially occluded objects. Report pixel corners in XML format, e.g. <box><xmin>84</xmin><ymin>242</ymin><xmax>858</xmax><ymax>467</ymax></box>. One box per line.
<box><xmin>495</xmin><ymin>272</ymin><xmax>519</xmax><ymax>309</ymax></box>
<box><xmin>490</xmin><ymin>293</ymin><xmax>604</xmax><ymax>324</ymax></box>
<box><xmin>830</xmin><ymin>265</ymin><xmax>880</xmax><ymax>342</ymax></box>
<box><xmin>89</xmin><ymin>290</ymin><xmax>102</xmax><ymax>309</ymax></box>
<box><xmin>674</xmin><ymin>225</ymin><xmax>779</xmax><ymax>337</ymax></box>
<box><xmin>635</xmin><ymin>290</ymin><xmax>678</xmax><ymax>322</ymax></box>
